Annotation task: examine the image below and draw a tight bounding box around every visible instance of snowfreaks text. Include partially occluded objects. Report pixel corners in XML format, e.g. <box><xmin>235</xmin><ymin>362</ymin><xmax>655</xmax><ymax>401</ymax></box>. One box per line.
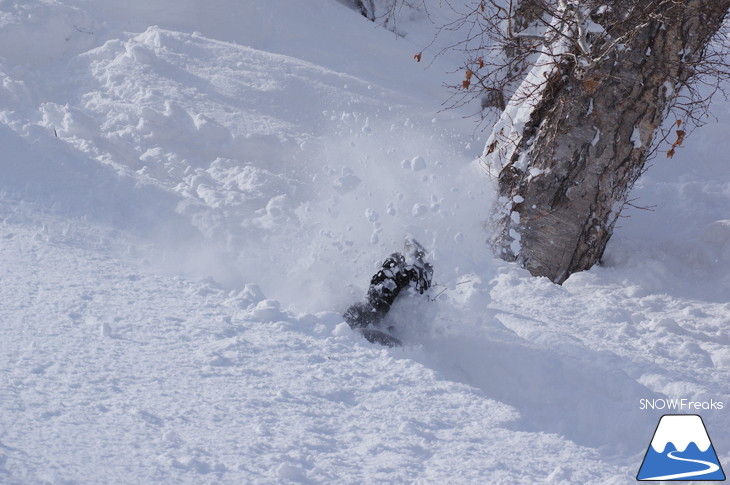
<box><xmin>639</xmin><ymin>399</ymin><xmax>724</xmax><ymax>411</ymax></box>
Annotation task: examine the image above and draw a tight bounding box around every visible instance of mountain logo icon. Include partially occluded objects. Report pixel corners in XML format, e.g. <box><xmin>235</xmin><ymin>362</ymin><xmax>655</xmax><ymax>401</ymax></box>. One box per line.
<box><xmin>637</xmin><ymin>414</ymin><xmax>726</xmax><ymax>481</ymax></box>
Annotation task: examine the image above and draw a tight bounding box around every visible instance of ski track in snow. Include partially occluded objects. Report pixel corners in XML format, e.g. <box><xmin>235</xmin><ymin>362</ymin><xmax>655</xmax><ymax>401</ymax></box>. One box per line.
<box><xmin>1</xmin><ymin>1</ymin><xmax>730</xmax><ymax>483</ymax></box>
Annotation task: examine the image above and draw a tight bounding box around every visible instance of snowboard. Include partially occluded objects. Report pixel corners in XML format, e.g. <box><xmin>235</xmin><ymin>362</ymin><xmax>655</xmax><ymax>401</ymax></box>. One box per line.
<box><xmin>358</xmin><ymin>327</ymin><xmax>402</xmax><ymax>347</ymax></box>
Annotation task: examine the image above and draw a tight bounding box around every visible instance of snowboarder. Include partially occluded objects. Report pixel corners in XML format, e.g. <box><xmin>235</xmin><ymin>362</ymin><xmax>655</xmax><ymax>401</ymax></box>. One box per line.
<box><xmin>344</xmin><ymin>238</ymin><xmax>433</xmax><ymax>346</ymax></box>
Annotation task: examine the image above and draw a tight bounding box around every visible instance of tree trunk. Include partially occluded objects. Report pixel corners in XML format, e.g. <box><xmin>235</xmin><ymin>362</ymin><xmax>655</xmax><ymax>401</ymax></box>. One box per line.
<box><xmin>487</xmin><ymin>0</ymin><xmax>730</xmax><ymax>283</ymax></box>
<box><xmin>356</xmin><ymin>0</ymin><xmax>376</xmax><ymax>21</ymax></box>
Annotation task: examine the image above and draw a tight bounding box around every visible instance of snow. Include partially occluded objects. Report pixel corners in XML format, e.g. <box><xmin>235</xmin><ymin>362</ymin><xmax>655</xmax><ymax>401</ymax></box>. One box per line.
<box><xmin>591</xmin><ymin>127</ymin><xmax>601</xmax><ymax>147</ymax></box>
<box><xmin>1</xmin><ymin>1</ymin><xmax>730</xmax><ymax>484</ymax></box>
<box><xmin>632</xmin><ymin>125</ymin><xmax>643</xmax><ymax>148</ymax></box>
<box><xmin>479</xmin><ymin>5</ymin><xmax>572</xmax><ymax>176</ymax></box>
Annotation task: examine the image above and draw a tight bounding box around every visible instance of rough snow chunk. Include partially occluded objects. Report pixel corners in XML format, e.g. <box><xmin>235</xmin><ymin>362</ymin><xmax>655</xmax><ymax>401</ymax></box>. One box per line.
<box><xmin>265</xmin><ymin>195</ymin><xmax>289</xmax><ymax>218</ymax></box>
<box><xmin>510</xmin><ymin>239</ymin><xmax>521</xmax><ymax>255</ymax></box>
<box><xmin>227</xmin><ymin>284</ymin><xmax>265</xmax><ymax>309</ymax></box>
<box><xmin>333</xmin><ymin>169</ymin><xmax>361</xmax><ymax>193</ymax></box>
<box><xmin>412</xmin><ymin>204</ymin><xmax>428</xmax><ymax>217</ymax></box>
<box><xmin>410</xmin><ymin>156</ymin><xmax>426</xmax><ymax>171</ymax></box>
<box><xmin>246</xmin><ymin>299</ymin><xmax>285</xmax><ymax>322</ymax></box>
<box><xmin>276</xmin><ymin>463</ymin><xmax>307</xmax><ymax>481</ymax></box>
<box><xmin>332</xmin><ymin>322</ymin><xmax>354</xmax><ymax>337</ymax></box>
<box><xmin>365</xmin><ymin>208</ymin><xmax>379</xmax><ymax>222</ymax></box>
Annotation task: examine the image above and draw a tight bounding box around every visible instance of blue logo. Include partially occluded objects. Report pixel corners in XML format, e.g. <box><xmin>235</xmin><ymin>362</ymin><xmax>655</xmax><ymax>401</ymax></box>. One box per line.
<box><xmin>637</xmin><ymin>414</ymin><xmax>725</xmax><ymax>481</ymax></box>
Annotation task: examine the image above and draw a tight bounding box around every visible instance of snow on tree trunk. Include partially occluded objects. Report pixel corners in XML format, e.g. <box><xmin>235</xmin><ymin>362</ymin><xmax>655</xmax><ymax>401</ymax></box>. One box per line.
<box><xmin>483</xmin><ymin>0</ymin><xmax>730</xmax><ymax>284</ymax></box>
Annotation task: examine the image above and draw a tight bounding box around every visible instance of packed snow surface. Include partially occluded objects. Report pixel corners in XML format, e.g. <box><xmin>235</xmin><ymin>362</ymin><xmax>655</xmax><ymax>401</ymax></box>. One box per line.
<box><xmin>1</xmin><ymin>1</ymin><xmax>729</xmax><ymax>484</ymax></box>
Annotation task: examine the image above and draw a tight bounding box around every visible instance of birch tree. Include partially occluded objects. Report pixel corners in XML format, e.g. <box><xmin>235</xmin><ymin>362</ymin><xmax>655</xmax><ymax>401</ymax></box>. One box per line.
<box><xmin>446</xmin><ymin>0</ymin><xmax>730</xmax><ymax>283</ymax></box>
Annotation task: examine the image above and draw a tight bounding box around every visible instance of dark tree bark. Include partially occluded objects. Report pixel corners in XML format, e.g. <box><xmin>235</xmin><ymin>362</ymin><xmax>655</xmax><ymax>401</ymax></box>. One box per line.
<box><xmin>486</xmin><ymin>0</ymin><xmax>730</xmax><ymax>283</ymax></box>
<box><xmin>357</xmin><ymin>0</ymin><xmax>376</xmax><ymax>21</ymax></box>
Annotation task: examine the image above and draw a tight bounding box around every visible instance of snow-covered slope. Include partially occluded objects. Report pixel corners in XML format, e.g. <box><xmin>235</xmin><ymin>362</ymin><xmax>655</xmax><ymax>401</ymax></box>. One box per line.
<box><xmin>1</xmin><ymin>1</ymin><xmax>729</xmax><ymax>483</ymax></box>
<box><xmin>1</xmin><ymin>216</ymin><xmax>630</xmax><ymax>483</ymax></box>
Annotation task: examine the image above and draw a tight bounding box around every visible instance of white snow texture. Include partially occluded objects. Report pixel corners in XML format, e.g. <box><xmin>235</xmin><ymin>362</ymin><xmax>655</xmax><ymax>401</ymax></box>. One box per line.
<box><xmin>1</xmin><ymin>1</ymin><xmax>729</xmax><ymax>484</ymax></box>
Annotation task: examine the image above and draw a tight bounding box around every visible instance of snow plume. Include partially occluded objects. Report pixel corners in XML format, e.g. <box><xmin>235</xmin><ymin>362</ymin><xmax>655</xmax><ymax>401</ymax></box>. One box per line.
<box><xmin>148</xmin><ymin>106</ymin><xmax>492</xmax><ymax>313</ymax></box>
<box><xmin>12</xmin><ymin>22</ymin><xmax>488</xmax><ymax>312</ymax></box>
<box><xmin>285</xmin><ymin>111</ymin><xmax>491</xmax><ymax>312</ymax></box>
<box><xmin>0</xmin><ymin>0</ymin><xmax>492</xmax><ymax>315</ymax></box>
